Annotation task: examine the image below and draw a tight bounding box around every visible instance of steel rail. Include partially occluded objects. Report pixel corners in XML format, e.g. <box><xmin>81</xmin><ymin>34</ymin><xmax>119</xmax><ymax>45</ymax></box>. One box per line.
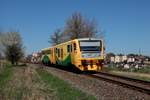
<box><xmin>88</xmin><ymin>72</ymin><xmax>150</xmax><ymax>95</ymax></box>
<box><xmin>97</xmin><ymin>71</ymin><xmax>150</xmax><ymax>85</ymax></box>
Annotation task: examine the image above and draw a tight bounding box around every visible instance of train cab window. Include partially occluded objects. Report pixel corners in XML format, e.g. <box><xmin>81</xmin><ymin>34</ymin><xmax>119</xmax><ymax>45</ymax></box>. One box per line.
<box><xmin>73</xmin><ymin>43</ymin><xmax>76</xmax><ymax>51</ymax></box>
<box><xmin>58</xmin><ymin>49</ymin><xmax>60</xmax><ymax>57</ymax></box>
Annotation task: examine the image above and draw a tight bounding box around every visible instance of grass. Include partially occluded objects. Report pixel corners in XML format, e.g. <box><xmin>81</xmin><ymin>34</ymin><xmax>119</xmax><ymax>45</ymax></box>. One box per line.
<box><xmin>133</xmin><ymin>76</ymin><xmax>150</xmax><ymax>82</ymax></box>
<box><xmin>0</xmin><ymin>63</ymin><xmax>29</xmax><ymax>99</ymax></box>
<box><xmin>132</xmin><ymin>66</ymin><xmax>150</xmax><ymax>73</ymax></box>
<box><xmin>116</xmin><ymin>72</ymin><xmax>150</xmax><ymax>82</ymax></box>
<box><xmin>37</xmin><ymin>68</ymin><xmax>96</xmax><ymax>100</ymax></box>
<box><xmin>0</xmin><ymin>64</ymin><xmax>96</xmax><ymax>100</ymax></box>
<box><xmin>103</xmin><ymin>65</ymin><xmax>150</xmax><ymax>82</ymax></box>
<box><xmin>0</xmin><ymin>64</ymin><xmax>13</xmax><ymax>99</ymax></box>
<box><xmin>0</xmin><ymin>64</ymin><xmax>12</xmax><ymax>88</ymax></box>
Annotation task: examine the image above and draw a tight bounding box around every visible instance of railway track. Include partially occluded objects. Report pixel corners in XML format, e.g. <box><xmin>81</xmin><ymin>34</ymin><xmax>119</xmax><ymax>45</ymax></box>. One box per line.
<box><xmin>87</xmin><ymin>72</ymin><xmax>150</xmax><ymax>95</ymax></box>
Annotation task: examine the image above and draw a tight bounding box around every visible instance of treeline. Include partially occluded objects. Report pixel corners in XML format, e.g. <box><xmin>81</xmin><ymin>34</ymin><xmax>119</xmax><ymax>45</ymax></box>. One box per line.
<box><xmin>0</xmin><ymin>31</ymin><xmax>24</xmax><ymax>65</ymax></box>
<box><xmin>49</xmin><ymin>12</ymin><xmax>104</xmax><ymax>46</ymax></box>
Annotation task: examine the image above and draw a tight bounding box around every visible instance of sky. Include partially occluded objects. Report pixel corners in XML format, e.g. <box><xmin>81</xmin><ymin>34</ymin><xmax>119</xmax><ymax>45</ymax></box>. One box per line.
<box><xmin>0</xmin><ymin>0</ymin><xmax>150</xmax><ymax>56</ymax></box>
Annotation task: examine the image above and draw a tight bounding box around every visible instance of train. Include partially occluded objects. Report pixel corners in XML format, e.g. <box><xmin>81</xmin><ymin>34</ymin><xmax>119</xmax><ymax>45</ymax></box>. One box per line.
<box><xmin>40</xmin><ymin>38</ymin><xmax>104</xmax><ymax>71</ymax></box>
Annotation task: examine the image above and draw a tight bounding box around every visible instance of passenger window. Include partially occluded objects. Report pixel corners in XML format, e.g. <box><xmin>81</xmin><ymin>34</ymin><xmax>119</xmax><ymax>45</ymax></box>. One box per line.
<box><xmin>74</xmin><ymin>43</ymin><xmax>76</xmax><ymax>51</ymax></box>
<box><xmin>58</xmin><ymin>49</ymin><xmax>60</xmax><ymax>57</ymax></box>
<box><xmin>67</xmin><ymin>45</ymin><xmax>70</xmax><ymax>53</ymax></box>
<box><xmin>55</xmin><ymin>48</ymin><xmax>57</xmax><ymax>53</ymax></box>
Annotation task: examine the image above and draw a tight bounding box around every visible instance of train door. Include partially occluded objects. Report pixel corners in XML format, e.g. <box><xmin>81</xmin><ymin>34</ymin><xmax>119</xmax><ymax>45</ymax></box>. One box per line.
<box><xmin>54</xmin><ymin>48</ymin><xmax>56</xmax><ymax>64</ymax></box>
<box><xmin>70</xmin><ymin>43</ymin><xmax>74</xmax><ymax>64</ymax></box>
<box><xmin>61</xmin><ymin>48</ymin><xmax>63</xmax><ymax>61</ymax></box>
<box><xmin>51</xmin><ymin>48</ymin><xmax>54</xmax><ymax>64</ymax></box>
<box><xmin>71</xmin><ymin>41</ymin><xmax>77</xmax><ymax>65</ymax></box>
<box><xmin>49</xmin><ymin>48</ymin><xmax>52</xmax><ymax>64</ymax></box>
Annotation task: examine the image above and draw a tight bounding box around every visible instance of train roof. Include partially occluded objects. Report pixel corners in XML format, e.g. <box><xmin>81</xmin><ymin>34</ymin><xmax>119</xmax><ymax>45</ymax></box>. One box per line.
<box><xmin>40</xmin><ymin>38</ymin><xmax>103</xmax><ymax>50</ymax></box>
<box><xmin>41</xmin><ymin>47</ymin><xmax>51</xmax><ymax>51</ymax></box>
<box><xmin>77</xmin><ymin>38</ymin><xmax>102</xmax><ymax>41</ymax></box>
<box><xmin>51</xmin><ymin>38</ymin><xmax>102</xmax><ymax>47</ymax></box>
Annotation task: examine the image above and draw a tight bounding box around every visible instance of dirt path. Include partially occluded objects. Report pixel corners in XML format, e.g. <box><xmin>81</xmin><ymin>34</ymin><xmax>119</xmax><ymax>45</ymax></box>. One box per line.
<box><xmin>1</xmin><ymin>65</ymin><xmax>56</xmax><ymax>100</ymax></box>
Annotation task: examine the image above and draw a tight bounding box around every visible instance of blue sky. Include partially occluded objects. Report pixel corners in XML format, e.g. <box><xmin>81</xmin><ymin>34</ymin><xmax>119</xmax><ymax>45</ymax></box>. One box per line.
<box><xmin>0</xmin><ymin>0</ymin><xmax>150</xmax><ymax>56</ymax></box>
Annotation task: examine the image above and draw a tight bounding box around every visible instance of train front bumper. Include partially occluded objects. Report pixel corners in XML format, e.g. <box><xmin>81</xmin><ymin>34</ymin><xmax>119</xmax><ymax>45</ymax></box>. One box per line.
<box><xmin>77</xmin><ymin>59</ymin><xmax>103</xmax><ymax>71</ymax></box>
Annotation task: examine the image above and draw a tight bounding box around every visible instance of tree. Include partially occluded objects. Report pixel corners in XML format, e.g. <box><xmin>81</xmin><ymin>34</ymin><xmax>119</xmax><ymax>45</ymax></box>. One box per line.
<box><xmin>64</xmin><ymin>12</ymin><xmax>84</xmax><ymax>40</ymax></box>
<box><xmin>105</xmin><ymin>52</ymin><xmax>115</xmax><ymax>64</ymax></box>
<box><xmin>49</xmin><ymin>29</ymin><xmax>63</xmax><ymax>46</ymax></box>
<box><xmin>26</xmin><ymin>54</ymin><xmax>32</xmax><ymax>63</ymax></box>
<box><xmin>127</xmin><ymin>53</ymin><xmax>136</xmax><ymax>57</ymax></box>
<box><xmin>0</xmin><ymin>32</ymin><xmax>3</xmax><ymax>54</ymax></box>
<box><xmin>64</xmin><ymin>12</ymin><xmax>101</xmax><ymax>40</ymax></box>
<box><xmin>49</xmin><ymin>12</ymin><xmax>104</xmax><ymax>45</ymax></box>
<box><xmin>1</xmin><ymin>31</ymin><xmax>24</xmax><ymax>65</ymax></box>
<box><xmin>5</xmin><ymin>44</ymin><xmax>24</xmax><ymax>65</ymax></box>
<box><xmin>0</xmin><ymin>52</ymin><xmax>1</xmax><ymax>59</ymax></box>
<box><xmin>117</xmin><ymin>53</ymin><xmax>124</xmax><ymax>56</ymax></box>
<box><xmin>82</xmin><ymin>19</ymin><xmax>97</xmax><ymax>38</ymax></box>
<box><xmin>0</xmin><ymin>32</ymin><xmax>5</xmax><ymax>59</ymax></box>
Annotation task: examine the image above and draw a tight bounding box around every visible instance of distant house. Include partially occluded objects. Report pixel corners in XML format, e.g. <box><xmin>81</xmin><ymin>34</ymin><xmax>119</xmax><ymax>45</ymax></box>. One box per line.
<box><xmin>110</xmin><ymin>55</ymin><xmax>127</xmax><ymax>63</ymax></box>
<box><xmin>31</xmin><ymin>52</ymin><xmax>41</xmax><ymax>63</ymax></box>
<box><xmin>122</xmin><ymin>56</ymin><xmax>127</xmax><ymax>62</ymax></box>
<box><xmin>107</xmin><ymin>53</ymin><xmax>150</xmax><ymax>66</ymax></box>
<box><xmin>127</xmin><ymin>57</ymin><xmax>135</xmax><ymax>63</ymax></box>
<box><xmin>115</xmin><ymin>56</ymin><xmax>121</xmax><ymax>63</ymax></box>
<box><xmin>110</xmin><ymin>56</ymin><xmax>115</xmax><ymax>62</ymax></box>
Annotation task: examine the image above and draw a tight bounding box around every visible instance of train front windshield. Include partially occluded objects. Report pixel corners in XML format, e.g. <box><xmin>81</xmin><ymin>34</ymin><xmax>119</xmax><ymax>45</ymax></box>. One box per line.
<box><xmin>79</xmin><ymin>40</ymin><xmax>101</xmax><ymax>58</ymax></box>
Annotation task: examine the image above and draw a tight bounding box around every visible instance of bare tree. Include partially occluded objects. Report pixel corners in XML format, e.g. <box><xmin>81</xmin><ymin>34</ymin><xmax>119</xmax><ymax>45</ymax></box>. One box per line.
<box><xmin>64</xmin><ymin>12</ymin><xmax>102</xmax><ymax>40</ymax></box>
<box><xmin>49</xmin><ymin>29</ymin><xmax>63</xmax><ymax>46</ymax></box>
<box><xmin>26</xmin><ymin>54</ymin><xmax>32</xmax><ymax>63</ymax></box>
<box><xmin>1</xmin><ymin>31</ymin><xmax>24</xmax><ymax>65</ymax></box>
<box><xmin>82</xmin><ymin>19</ymin><xmax>97</xmax><ymax>38</ymax></box>
<box><xmin>0</xmin><ymin>32</ymin><xmax>2</xmax><ymax>66</ymax></box>
<box><xmin>49</xmin><ymin>12</ymin><xmax>104</xmax><ymax>45</ymax></box>
<box><xmin>64</xmin><ymin>12</ymin><xmax>85</xmax><ymax>40</ymax></box>
<box><xmin>5</xmin><ymin>44</ymin><xmax>24</xmax><ymax>65</ymax></box>
<box><xmin>0</xmin><ymin>52</ymin><xmax>1</xmax><ymax>59</ymax></box>
<box><xmin>1</xmin><ymin>31</ymin><xmax>22</xmax><ymax>46</ymax></box>
<box><xmin>0</xmin><ymin>32</ymin><xmax>4</xmax><ymax>57</ymax></box>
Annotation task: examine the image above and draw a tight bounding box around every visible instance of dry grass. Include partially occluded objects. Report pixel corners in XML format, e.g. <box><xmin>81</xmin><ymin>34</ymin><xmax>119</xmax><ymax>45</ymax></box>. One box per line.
<box><xmin>111</xmin><ymin>71</ymin><xmax>150</xmax><ymax>82</ymax></box>
<box><xmin>1</xmin><ymin>65</ymin><xmax>56</xmax><ymax>100</ymax></box>
<box><xmin>0</xmin><ymin>64</ymin><xmax>95</xmax><ymax>100</ymax></box>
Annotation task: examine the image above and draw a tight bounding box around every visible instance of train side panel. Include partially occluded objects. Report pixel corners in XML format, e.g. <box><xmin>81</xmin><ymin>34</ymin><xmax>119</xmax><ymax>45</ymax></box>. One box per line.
<box><xmin>41</xmin><ymin>48</ymin><xmax>51</xmax><ymax>65</ymax></box>
<box><xmin>53</xmin><ymin>42</ymin><xmax>71</xmax><ymax>66</ymax></box>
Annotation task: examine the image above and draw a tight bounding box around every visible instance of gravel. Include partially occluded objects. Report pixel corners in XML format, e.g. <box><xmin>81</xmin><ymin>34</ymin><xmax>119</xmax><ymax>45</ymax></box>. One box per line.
<box><xmin>35</xmin><ymin>64</ymin><xmax>150</xmax><ymax>100</ymax></box>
